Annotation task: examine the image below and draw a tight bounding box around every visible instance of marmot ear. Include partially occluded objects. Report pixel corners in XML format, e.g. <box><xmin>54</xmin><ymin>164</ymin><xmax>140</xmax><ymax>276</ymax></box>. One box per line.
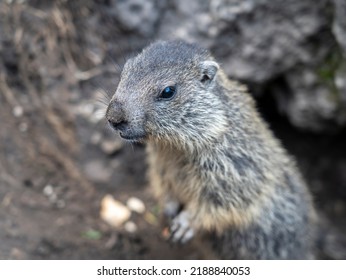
<box><xmin>199</xmin><ymin>60</ymin><xmax>219</xmax><ymax>84</ymax></box>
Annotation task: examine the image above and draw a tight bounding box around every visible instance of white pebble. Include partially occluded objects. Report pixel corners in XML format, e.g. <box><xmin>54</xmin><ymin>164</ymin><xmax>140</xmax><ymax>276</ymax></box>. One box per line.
<box><xmin>12</xmin><ymin>106</ymin><xmax>23</xmax><ymax>118</ymax></box>
<box><xmin>43</xmin><ymin>185</ymin><xmax>54</xmax><ymax>196</ymax></box>
<box><xmin>126</xmin><ymin>197</ymin><xmax>146</xmax><ymax>214</ymax></box>
<box><xmin>124</xmin><ymin>221</ymin><xmax>137</xmax><ymax>233</ymax></box>
<box><xmin>100</xmin><ymin>195</ymin><xmax>131</xmax><ymax>228</ymax></box>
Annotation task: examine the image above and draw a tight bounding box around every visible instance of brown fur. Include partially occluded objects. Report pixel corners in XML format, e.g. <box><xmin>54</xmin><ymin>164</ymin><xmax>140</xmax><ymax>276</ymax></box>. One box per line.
<box><xmin>106</xmin><ymin>41</ymin><xmax>317</xmax><ymax>259</ymax></box>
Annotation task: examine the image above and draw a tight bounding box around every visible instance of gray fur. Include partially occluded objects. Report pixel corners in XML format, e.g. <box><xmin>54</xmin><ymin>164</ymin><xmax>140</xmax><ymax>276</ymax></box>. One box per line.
<box><xmin>106</xmin><ymin>40</ymin><xmax>317</xmax><ymax>259</ymax></box>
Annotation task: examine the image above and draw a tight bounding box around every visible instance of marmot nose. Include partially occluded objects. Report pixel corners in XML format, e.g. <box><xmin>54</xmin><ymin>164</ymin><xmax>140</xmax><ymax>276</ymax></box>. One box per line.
<box><xmin>108</xmin><ymin>118</ymin><xmax>128</xmax><ymax>131</ymax></box>
<box><xmin>106</xmin><ymin>100</ymin><xmax>128</xmax><ymax>132</ymax></box>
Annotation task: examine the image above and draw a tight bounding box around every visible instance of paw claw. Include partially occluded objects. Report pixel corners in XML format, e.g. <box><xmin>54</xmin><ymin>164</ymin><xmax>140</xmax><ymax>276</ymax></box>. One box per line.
<box><xmin>169</xmin><ymin>211</ymin><xmax>195</xmax><ymax>244</ymax></box>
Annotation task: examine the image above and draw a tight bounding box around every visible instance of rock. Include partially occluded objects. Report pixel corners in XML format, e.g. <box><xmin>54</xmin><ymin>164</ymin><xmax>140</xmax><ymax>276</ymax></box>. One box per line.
<box><xmin>100</xmin><ymin>195</ymin><xmax>131</xmax><ymax>228</ymax></box>
<box><xmin>158</xmin><ymin>0</ymin><xmax>329</xmax><ymax>83</ymax></box>
<box><xmin>43</xmin><ymin>185</ymin><xmax>64</xmax><ymax>206</ymax></box>
<box><xmin>8</xmin><ymin>0</ymin><xmax>346</xmax><ymax>134</ymax></box>
<box><xmin>124</xmin><ymin>221</ymin><xmax>138</xmax><ymax>233</ymax></box>
<box><xmin>274</xmin><ymin>49</ymin><xmax>346</xmax><ymax>132</ymax></box>
<box><xmin>82</xmin><ymin>0</ymin><xmax>346</xmax><ymax>132</ymax></box>
<box><xmin>126</xmin><ymin>197</ymin><xmax>146</xmax><ymax>214</ymax></box>
<box><xmin>12</xmin><ymin>106</ymin><xmax>23</xmax><ymax>118</ymax></box>
<box><xmin>43</xmin><ymin>185</ymin><xmax>54</xmax><ymax>196</ymax></box>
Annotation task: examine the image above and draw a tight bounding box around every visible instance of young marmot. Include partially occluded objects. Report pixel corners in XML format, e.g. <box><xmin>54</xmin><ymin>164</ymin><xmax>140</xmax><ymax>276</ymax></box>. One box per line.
<box><xmin>106</xmin><ymin>41</ymin><xmax>316</xmax><ymax>259</ymax></box>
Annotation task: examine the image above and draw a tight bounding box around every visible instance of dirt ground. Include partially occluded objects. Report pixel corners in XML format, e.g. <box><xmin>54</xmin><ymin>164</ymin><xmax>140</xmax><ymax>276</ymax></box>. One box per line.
<box><xmin>0</xmin><ymin>1</ymin><xmax>346</xmax><ymax>260</ymax></box>
<box><xmin>0</xmin><ymin>97</ymin><xmax>199</xmax><ymax>259</ymax></box>
<box><xmin>1</xmin><ymin>88</ymin><xmax>346</xmax><ymax>260</ymax></box>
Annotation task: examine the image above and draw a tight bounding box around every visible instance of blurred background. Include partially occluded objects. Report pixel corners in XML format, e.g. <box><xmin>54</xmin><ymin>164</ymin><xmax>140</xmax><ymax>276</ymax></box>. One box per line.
<box><xmin>0</xmin><ymin>0</ymin><xmax>346</xmax><ymax>259</ymax></box>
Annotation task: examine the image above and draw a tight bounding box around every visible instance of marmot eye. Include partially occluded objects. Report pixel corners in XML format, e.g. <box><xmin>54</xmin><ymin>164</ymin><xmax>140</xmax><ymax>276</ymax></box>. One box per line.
<box><xmin>160</xmin><ymin>86</ymin><xmax>176</xmax><ymax>99</ymax></box>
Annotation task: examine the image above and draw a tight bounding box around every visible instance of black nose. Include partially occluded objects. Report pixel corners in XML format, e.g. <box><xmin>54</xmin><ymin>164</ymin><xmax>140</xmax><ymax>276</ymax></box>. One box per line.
<box><xmin>108</xmin><ymin>119</ymin><xmax>128</xmax><ymax>131</ymax></box>
<box><xmin>106</xmin><ymin>100</ymin><xmax>128</xmax><ymax>132</ymax></box>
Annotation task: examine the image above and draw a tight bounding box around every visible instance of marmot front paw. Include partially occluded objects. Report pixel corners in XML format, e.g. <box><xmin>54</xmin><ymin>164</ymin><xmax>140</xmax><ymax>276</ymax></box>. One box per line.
<box><xmin>169</xmin><ymin>210</ymin><xmax>195</xmax><ymax>244</ymax></box>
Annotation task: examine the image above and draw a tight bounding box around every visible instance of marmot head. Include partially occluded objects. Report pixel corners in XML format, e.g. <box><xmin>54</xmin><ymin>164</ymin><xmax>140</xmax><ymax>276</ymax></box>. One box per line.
<box><xmin>106</xmin><ymin>41</ymin><xmax>228</xmax><ymax>149</ymax></box>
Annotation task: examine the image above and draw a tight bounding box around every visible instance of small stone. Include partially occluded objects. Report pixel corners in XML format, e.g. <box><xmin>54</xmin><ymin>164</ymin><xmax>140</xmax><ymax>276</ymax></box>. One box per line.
<box><xmin>12</xmin><ymin>106</ymin><xmax>24</xmax><ymax>118</ymax></box>
<box><xmin>43</xmin><ymin>185</ymin><xmax>54</xmax><ymax>196</ymax></box>
<box><xmin>100</xmin><ymin>195</ymin><xmax>131</xmax><ymax>227</ymax></box>
<box><xmin>101</xmin><ymin>139</ymin><xmax>123</xmax><ymax>155</ymax></box>
<box><xmin>126</xmin><ymin>197</ymin><xmax>146</xmax><ymax>214</ymax></box>
<box><xmin>124</xmin><ymin>221</ymin><xmax>137</xmax><ymax>233</ymax></box>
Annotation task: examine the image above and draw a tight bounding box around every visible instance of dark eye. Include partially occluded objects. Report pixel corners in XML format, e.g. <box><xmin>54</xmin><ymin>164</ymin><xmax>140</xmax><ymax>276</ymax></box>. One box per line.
<box><xmin>159</xmin><ymin>86</ymin><xmax>176</xmax><ymax>99</ymax></box>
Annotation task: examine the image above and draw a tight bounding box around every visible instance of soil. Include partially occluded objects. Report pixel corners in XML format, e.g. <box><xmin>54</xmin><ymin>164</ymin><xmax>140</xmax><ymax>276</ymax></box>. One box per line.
<box><xmin>0</xmin><ymin>1</ymin><xmax>345</xmax><ymax>260</ymax></box>
<box><xmin>2</xmin><ymin>94</ymin><xmax>346</xmax><ymax>260</ymax></box>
